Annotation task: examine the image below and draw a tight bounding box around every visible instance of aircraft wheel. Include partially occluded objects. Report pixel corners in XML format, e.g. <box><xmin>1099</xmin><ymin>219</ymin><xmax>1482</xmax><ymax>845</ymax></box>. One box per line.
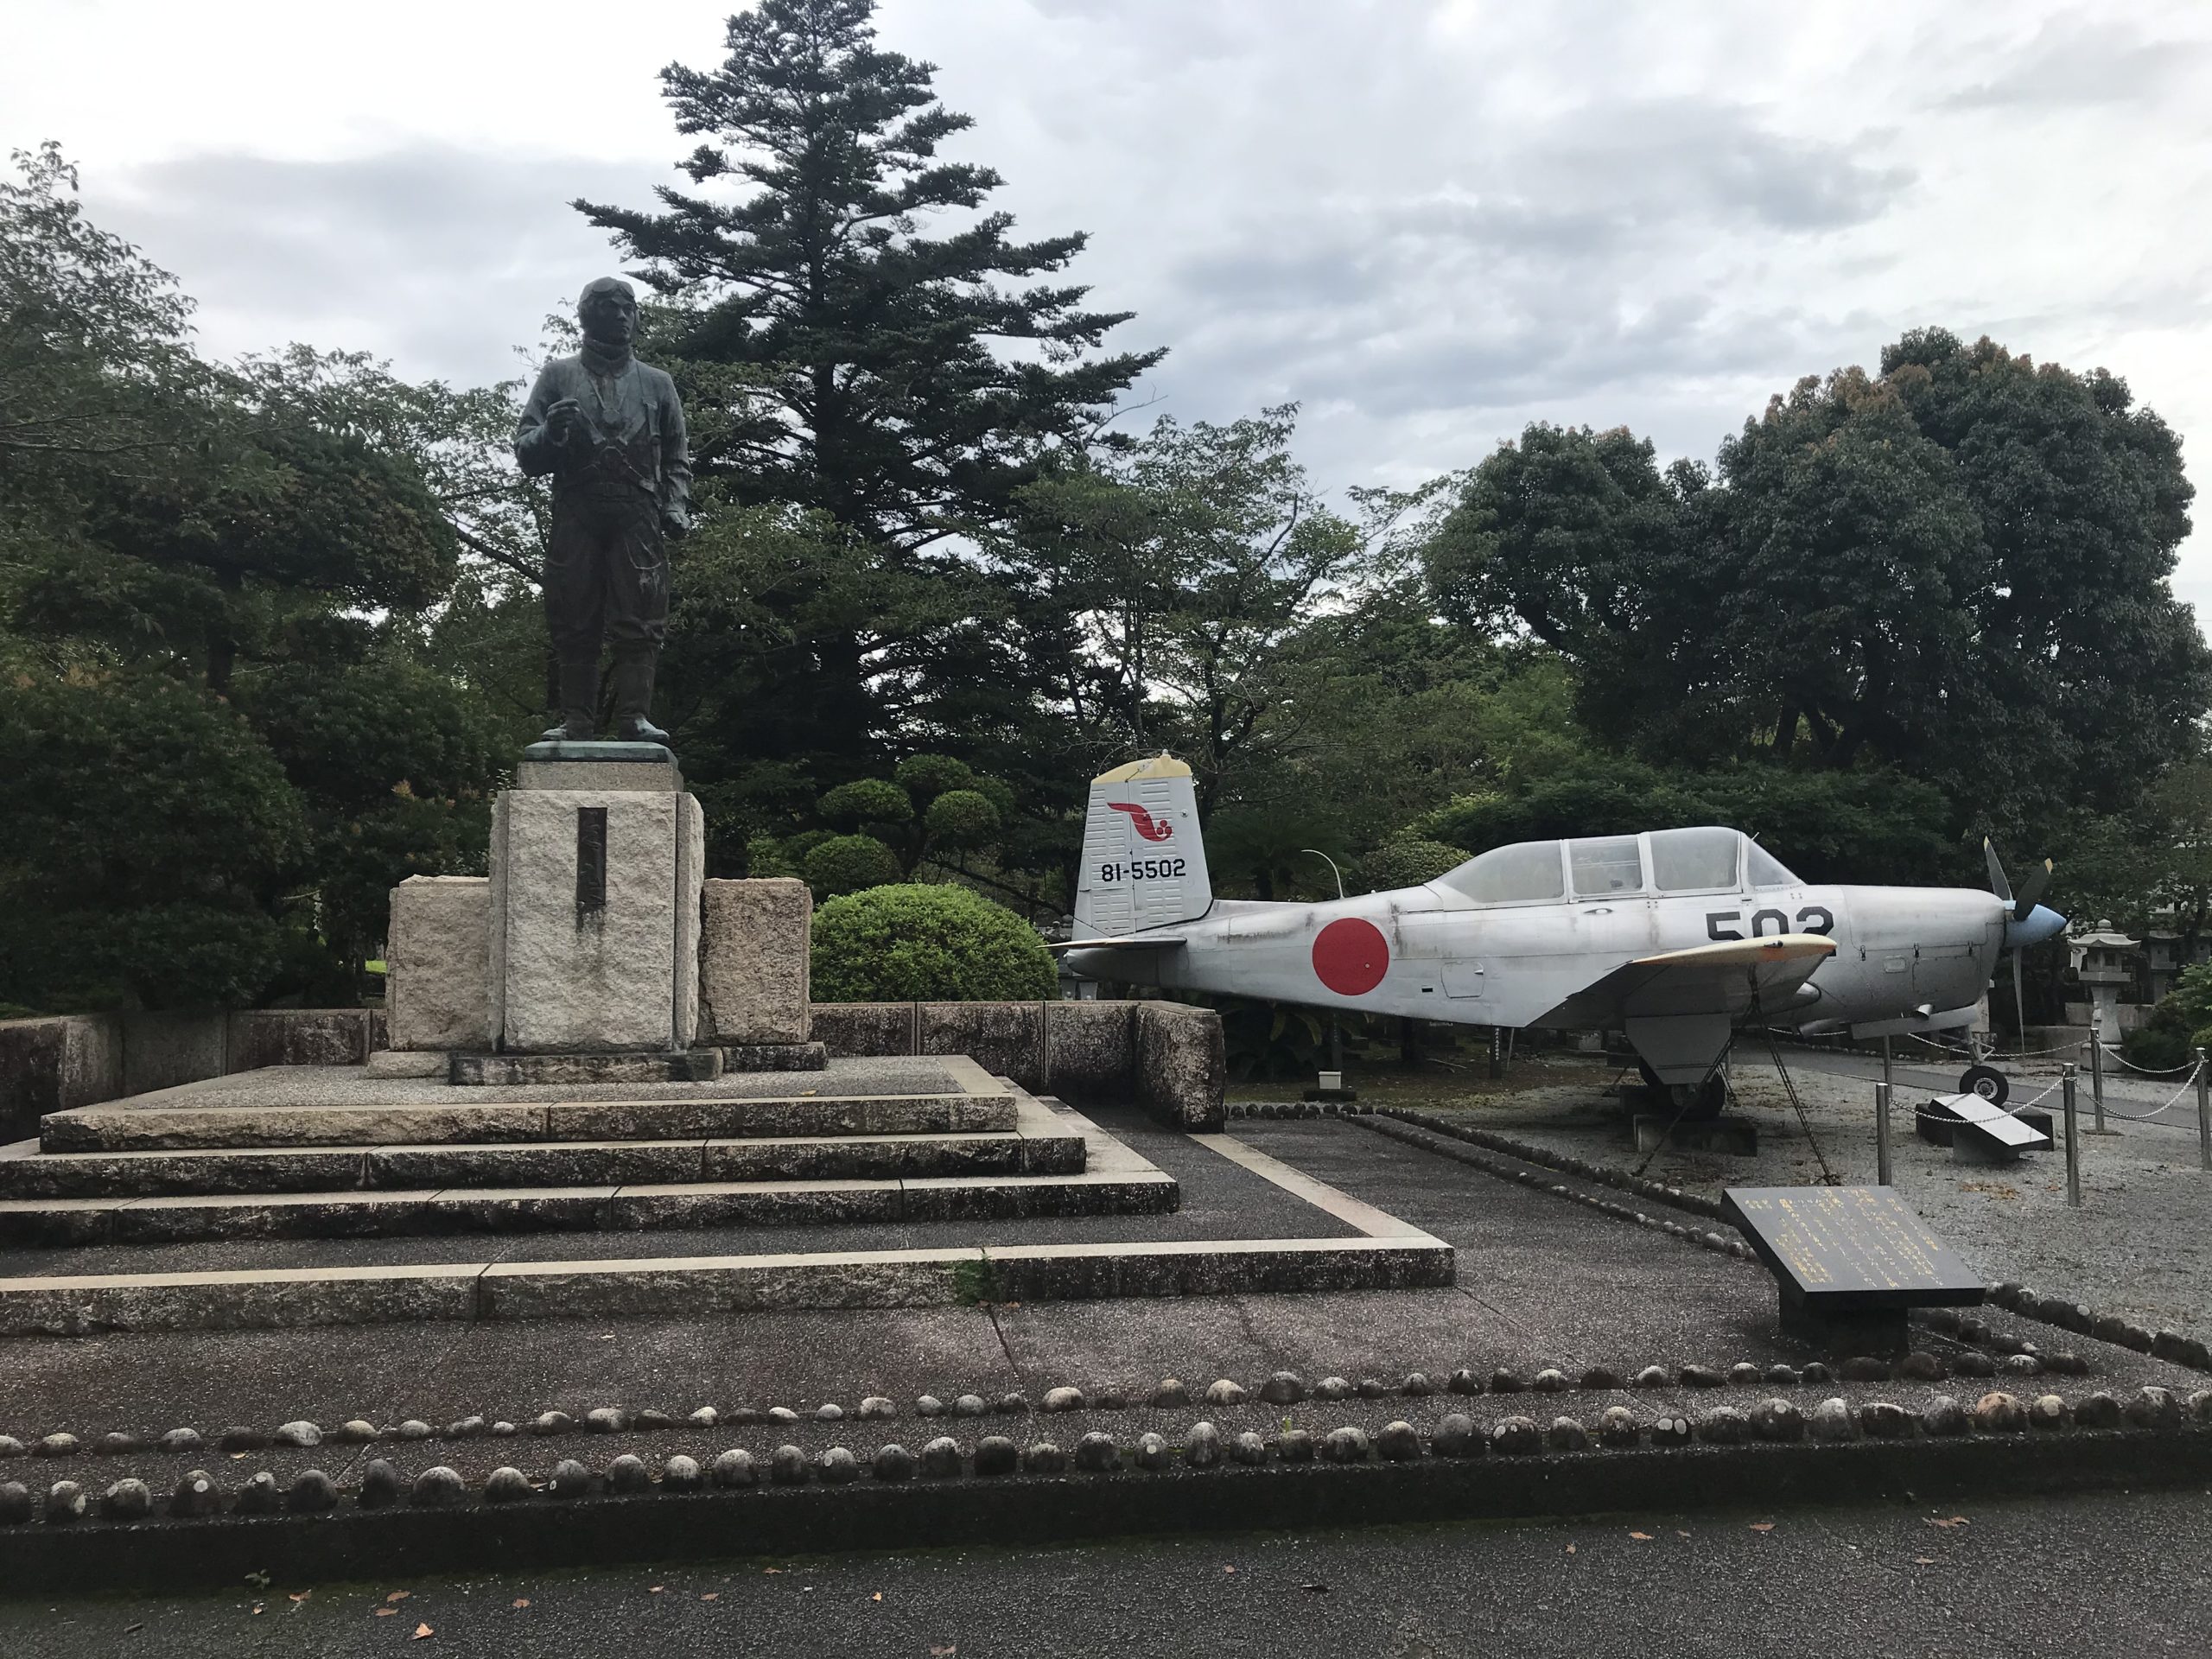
<box><xmin>1960</xmin><ymin>1065</ymin><xmax>2008</xmax><ymax>1107</ymax></box>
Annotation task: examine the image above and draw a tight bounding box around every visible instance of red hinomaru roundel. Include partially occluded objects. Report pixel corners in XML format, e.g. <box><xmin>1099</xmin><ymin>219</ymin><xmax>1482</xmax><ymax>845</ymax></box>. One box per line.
<box><xmin>1313</xmin><ymin>917</ymin><xmax>1389</xmax><ymax>996</ymax></box>
<box><xmin>1108</xmin><ymin>802</ymin><xmax>1174</xmax><ymax>842</ymax></box>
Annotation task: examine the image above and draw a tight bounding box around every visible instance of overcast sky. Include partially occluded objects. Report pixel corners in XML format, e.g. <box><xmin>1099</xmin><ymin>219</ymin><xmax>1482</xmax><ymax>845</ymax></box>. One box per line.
<box><xmin>10</xmin><ymin>1</ymin><xmax>2212</xmax><ymax>613</ymax></box>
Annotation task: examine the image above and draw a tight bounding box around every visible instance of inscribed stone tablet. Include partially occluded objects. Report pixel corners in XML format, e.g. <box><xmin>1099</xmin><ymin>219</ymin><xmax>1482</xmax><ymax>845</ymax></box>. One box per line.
<box><xmin>1720</xmin><ymin>1185</ymin><xmax>1983</xmax><ymax>1310</ymax></box>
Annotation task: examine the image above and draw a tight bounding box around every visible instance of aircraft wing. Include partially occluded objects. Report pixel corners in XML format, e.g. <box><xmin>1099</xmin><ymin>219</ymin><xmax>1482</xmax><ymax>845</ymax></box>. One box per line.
<box><xmin>1046</xmin><ymin>935</ymin><xmax>1186</xmax><ymax>952</ymax></box>
<box><xmin>1531</xmin><ymin>933</ymin><xmax>1837</xmax><ymax>1026</ymax></box>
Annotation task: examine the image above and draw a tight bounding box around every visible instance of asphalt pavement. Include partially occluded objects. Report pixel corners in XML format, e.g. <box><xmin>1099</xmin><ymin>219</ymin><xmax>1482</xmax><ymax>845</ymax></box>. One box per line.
<box><xmin>4</xmin><ymin>1486</ymin><xmax>2208</xmax><ymax>1657</ymax></box>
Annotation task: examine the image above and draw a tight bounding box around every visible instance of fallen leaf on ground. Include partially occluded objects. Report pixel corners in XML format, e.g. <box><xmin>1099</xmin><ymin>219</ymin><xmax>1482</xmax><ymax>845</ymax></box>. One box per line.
<box><xmin>412</xmin><ymin>1621</ymin><xmax>434</xmax><ymax>1640</ymax></box>
<box><xmin>764</xmin><ymin>1567</ymin><xmax>783</xmax><ymax>1575</ymax></box>
<box><xmin>1564</xmin><ymin>1543</ymin><xmax>1576</xmax><ymax>1554</ymax></box>
<box><xmin>930</xmin><ymin>1647</ymin><xmax>957</xmax><ymax>1657</ymax></box>
<box><xmin>1749</xmin><ymin>1522</ymin><xmax>1775</xmax><ymax>1534</ymax></box>
<box><xmin>374</xmin><ymin>1608</ymin><xmax>397</xmax><ymax>1618</ymax></box>
<box><xmin>649</xmin><ymin>1586</ymin><xmax>664</xmax><ymax>1594</ymax></box>
<box><xmin>873</xmin><ymin>1592</ymin><xmax>884</xmax><ymax>1602</ymax></box>
<box><xmin>386</xmin><ymin>1591</ymin><xmax>411</xmax><ymax>1603</ymax></box>
<box><xmin>1223</xmin><ymin>1565</ymin><xmax>1236</xmax><ymax>1574</ymax></box>
<box><xmin>1926</xmin><ymin>1516</ymin><xmax>1969</xmax><ymax>1529</ymax></box>
<box><xmin>512</xmin><ymin>1599</ymin><xmax>531</xmax><ymax>1609</ymax></box>
<box><xmin>289</xmin><ymin>1591</ymin><xmax>312</xmax><ymax>1603</ymax></box>
<box><xmin>1630</xmin><ymin>1531</ymin><xmax>1653</xmax><ymax>1541</ymax></box>
<box><xmin>1914</xmin><ymin>1557</ymin><xmax>1936</xmax><ymax>1566</ymax></box>
<box><xmin>1675</xmin><ymin>1530</ymin><xmax>1690</xmax><ymax>1538</ymax></box>
<box><xmin>700</xmin><ymin>1593</ymin><xmax>718</xmax><ymax>1602</ymax></box>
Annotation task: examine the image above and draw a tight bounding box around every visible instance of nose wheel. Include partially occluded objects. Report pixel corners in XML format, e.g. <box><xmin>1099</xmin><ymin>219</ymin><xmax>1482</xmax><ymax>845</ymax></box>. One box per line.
<box><xmin>1959</xmin><ymin>1064</ymin><xmax>2009</xmax><ymax>1107</ymax></box>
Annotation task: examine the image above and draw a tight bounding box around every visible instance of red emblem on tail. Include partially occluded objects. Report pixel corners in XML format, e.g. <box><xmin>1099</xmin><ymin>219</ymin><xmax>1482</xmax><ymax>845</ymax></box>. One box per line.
<box><xmin>1107</xmin><ymin>802</ymin><xmax>1173</xmax><ymax>842</ymax></box>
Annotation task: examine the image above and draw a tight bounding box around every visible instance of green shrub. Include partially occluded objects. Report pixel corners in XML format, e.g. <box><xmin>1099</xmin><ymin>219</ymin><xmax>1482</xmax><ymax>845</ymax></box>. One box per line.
<box><xmin>1362</xmin><ymin>839</ymin><xmax>1469</xmax><ymax>891</ymax></box>
<box><xmin>818</xmin><ymin>778</ymin><xmax>912</xmax><ymax>829</ymax></box>
<box><xmin>893</xmin><ymin>753</ymin><xmax>976</xmax><ymax>800</ymax></box>
<box><xmin>803</xmin><ymin>834</ymin><xmax>902</xmax><ymax>898</ymax></box>
<box><xmin>2122</xmin><ymin>1023</ymin><xmax>2193</xmax><ymax>1072</ymax></box>
<box><xmin>924</xmin><ymin>788</ymin><xmax>1001</xmax><ymax>851</ymax></box>
<box><xmin>812</xmin><ymin>883</ymin><xmax>1057</xmax><ymax>1001</ymax></box>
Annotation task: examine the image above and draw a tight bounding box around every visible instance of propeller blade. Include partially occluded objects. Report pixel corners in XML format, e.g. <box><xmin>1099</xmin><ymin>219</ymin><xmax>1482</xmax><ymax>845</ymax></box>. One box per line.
<box><xmin>2013</xmin><ymin>859</ymin><xmax>2053</xmax><ymax>923</ymax></box>
<box><xmin>1983</xmin><ymin>837</ymin><xmax>2012</xmax><ymax>905</ymax></box>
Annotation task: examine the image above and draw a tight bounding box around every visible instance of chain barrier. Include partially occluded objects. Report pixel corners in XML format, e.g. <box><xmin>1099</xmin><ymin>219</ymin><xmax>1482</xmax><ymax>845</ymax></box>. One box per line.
<box><xmin>2092</xmin><ymin>1041</ymin><xmax>2200</xmax><ymax>1078</ymax></box>
<box><xmin>2074</xmin><ymin>1060</ymin><xmax>2205</xmax><ymax>1123</ymax></box>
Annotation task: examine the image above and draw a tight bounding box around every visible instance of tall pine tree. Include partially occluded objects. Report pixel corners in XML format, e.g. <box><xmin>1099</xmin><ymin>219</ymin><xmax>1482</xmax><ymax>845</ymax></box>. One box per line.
<box><xmin>574</xmin><ymin>0</ymin><xmax>1160</xmax><ymax>832</ymax></box>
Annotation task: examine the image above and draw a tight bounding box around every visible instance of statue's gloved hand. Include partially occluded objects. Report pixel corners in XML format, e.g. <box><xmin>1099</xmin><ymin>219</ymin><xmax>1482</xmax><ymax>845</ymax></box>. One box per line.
<box><xmin>660</xmin><ymin>505</ymin><xmax>693</xmax><ymax>540</ymax></box>
<box><xmin>544</xmin><ymin>397</ymin><xmax>583</xmax><ymax>446</ymax></box>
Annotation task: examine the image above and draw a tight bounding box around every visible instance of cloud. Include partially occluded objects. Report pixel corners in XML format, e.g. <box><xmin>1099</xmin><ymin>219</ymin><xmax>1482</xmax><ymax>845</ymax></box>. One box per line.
<box><xmin>1941</xmin><ymin>17</ymin><xmax>2208</xmax><ymax>111</ymax></box>
<box><xmin>91</xmin><ymin>147</ymin><xmax>670</xmax><ymax>385</ymax></box>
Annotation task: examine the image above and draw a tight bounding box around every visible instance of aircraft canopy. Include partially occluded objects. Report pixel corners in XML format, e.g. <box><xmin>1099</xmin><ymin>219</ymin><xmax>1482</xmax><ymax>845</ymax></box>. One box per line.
<box><xmin>1432</xmin><ymin>828</ymin><xmax>1801</xmax><ymax>906</ymax></box>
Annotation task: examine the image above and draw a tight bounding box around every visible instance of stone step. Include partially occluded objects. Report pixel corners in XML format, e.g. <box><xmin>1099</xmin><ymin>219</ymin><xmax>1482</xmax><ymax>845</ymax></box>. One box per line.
<box><xmin>40</xmin><ymin>1090</ymin><xmax>1018</xmax><ymax>1153</ymax></box>
<box><xmin>0</xmin><ymin>1127</ymin><xmax>1084</xmax><ymax>1200</ymax></box>
<box><xmin>0</xmin><ymin>1166</ymin><xmax>1179</xmax><ymax>1247</ymax></box>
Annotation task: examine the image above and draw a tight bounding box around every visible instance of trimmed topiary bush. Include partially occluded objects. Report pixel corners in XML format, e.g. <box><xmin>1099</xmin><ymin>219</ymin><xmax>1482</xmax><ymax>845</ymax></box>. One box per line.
<box><xmin>803</xmin><ymin>834</ymin><xmax>902</xmax><ymax>899</ymax></box>
<box><xmin>813</xmin><ymin>884</ymin><xmax>1058</xmax><ymax>1001</ymax></box>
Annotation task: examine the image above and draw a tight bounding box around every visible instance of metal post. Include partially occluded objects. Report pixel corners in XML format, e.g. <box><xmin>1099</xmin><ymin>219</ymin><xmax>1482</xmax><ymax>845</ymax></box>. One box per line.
<box><xmin>1487</xmin><ymin>1027</ymin><xmax>1502</xmax><ymax>1081</ymax></box>
<box><xmin>1875</xmin><ymin>1082</ymin><xmax>1892</xmax><ymax>1186</ymax></box>
<box><xmin>1881</xmin><ymin>1034</ymin><xmax>1893</xmax><ymax>1103</ymax></box>
<box><xmin>2090</xmin><ymin>1009</ymin><xmax>2107</xmax><ymax>1133</ymax></box>
<box><xmin>2196</xmin><ymin>1048</ymin><xmax>2210</xmax><ymax>1174</ymax></box>
<box><xmin>2063</xmin><ymin>1063</ymin><xmax>2081</xmax><ymax>1208</ymax></box>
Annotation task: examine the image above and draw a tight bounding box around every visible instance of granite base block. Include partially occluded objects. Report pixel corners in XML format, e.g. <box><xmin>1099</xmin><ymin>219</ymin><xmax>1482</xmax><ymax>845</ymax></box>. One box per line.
<box><xmin>717</xmin><ymin>1041</ymin><xmax>827</xmax><ymax>1072</ymax></box>
<box><xmin>448</xmin><ymin>1050</ymin><xmax>723</xmax><ymax>1086</ymax></box>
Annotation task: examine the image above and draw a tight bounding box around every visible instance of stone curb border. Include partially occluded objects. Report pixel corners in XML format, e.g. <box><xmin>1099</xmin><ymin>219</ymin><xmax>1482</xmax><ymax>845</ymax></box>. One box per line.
<box><xmin>1352</xmin><ymin>1112</ymin><xmax>1759</xmax><ymax>1268</ymax></box>
<box><xmin>1357</xmin><ymin>1107</ymin><xmax>2212</xmax><ymax>1379</ymax></box>
<box><xmin>2</xmin><ymin>1395</ymin><xmax>2208</xmax><ymax>1593</ymax></box>
<box><xmin>1370</xmin><ymin>1107</ymin><xmax>1730</xmax><ymax>1219</ymax></box>
<box><xmin>0</xmin><ymin>1344</ymin><xmax>2111</xmax><ymax>1463</ymax></box>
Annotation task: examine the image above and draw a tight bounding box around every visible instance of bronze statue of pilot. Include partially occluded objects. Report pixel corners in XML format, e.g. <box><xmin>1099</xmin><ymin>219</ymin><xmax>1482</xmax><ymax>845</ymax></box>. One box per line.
<box><xmin>515</xmin><ymin>276</ymin><xmax>692</xmax><ymax>745</ymax></box>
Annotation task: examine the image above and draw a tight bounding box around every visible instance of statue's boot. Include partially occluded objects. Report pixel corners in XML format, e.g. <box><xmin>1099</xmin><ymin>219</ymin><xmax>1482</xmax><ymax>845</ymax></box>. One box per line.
<box><xmin>542</xmin><ymin>658</ymin><xmax>600</xmax><ymax>742</ymax></box>
<box><xmin>610</xmin><ymin>646</ymin><xmax>670</xmax><ymax>745</ymax></box>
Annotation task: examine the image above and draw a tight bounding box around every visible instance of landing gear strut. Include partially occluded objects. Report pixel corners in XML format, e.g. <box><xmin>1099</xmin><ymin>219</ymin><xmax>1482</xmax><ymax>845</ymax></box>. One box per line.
<box><xmin>1638</xmin><ymin>1061</ymin><xmax>1727</xmax><ymax>1122</ymax></box>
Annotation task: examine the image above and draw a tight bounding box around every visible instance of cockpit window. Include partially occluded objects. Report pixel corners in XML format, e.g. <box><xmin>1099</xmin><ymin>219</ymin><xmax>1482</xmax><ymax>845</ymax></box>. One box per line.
<box><xmin>1745</xmin><ymin>841</ymin><xmax>1800</xmax><ymax>889</ymax></box>
<box><xmin>1649</xmin><ymin>827</ymin><xmax>1739</xmax><ymax>893</ymax></box>
<box><xmin>1436</xmin><ymin>841</ymin><xmax>1566</xmax><ymax>905</ymax></box>
<box><xmin>1568</xmin><ymin>836</ymin><xmax>1645</xmax><ymax>897</ymax></box>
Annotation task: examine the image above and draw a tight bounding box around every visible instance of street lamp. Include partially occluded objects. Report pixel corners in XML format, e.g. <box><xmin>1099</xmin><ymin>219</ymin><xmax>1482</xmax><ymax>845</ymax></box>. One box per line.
<box><xmin>1300</xmin><ymin>849</ymin><xmax>1344</xmax><ymax>900</ymax></box>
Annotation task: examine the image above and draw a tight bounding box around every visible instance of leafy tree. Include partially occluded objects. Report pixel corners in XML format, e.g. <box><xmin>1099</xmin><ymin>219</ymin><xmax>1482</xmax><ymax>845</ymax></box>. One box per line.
<box><xmin>1419</xmin><ymin>756</ymin><xmax>1959</xmax><ymax>887</ymax></box>
<box><xmin>0</xmin><ymin>676</ymin><xmax>304</xmax><ymax>1010</ymax></box>
<box><xmin>811</xmin><ymin>883</ymin><xmax>1057</xmax><ymax>1000</ymax></box>
<box><xmin>1361</xmin><ymin>839</ymin><xmax>1471</xmax><ymax>892</ymax></box>
<box><xmin>0</xmin><ymin>143</ymin><xmax>196</xmax><ymax>506</ymax></box>
<box><xmin>1422</xmin><ymin>334</ymin><xmax>2212</xmax><ymax>849</ymax></box>
<box><xmin>1013</xmin><ymin>405</ymin><xmax>1368</xmax><ymax>815</ymax></box>
<box><xmin>576</xmin><ymin>0</ymin><xmax>1161</xmax><ymax>806</ymax></box>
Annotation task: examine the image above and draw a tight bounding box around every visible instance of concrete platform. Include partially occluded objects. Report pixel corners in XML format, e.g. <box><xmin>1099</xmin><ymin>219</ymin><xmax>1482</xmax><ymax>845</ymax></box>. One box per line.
<box><xmin>0</xmin><ymin>1106</ymin><xmax>1449</xmax><ymax>1333</ymax></box>
<box><xmin>39</xmin><ymin>1057</ymin><xmax>1013</xmax><ymax>1150</ymax></box>
<box><xmin>0</xmin><ymin>1096</ymin><xmax>1152</xmax><ymax>1246</ymax></box>
<box><xmin>0</xmin><ymin>1123</ymin><xmax>1083</xmax><ymax>1198</ymax></box>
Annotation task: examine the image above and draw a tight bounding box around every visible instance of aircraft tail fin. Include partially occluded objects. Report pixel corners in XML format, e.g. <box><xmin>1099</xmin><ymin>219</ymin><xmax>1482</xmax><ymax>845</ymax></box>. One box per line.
<box><xmin>1073</xmin><ymin>755</ymin><xmax>1211</xmax><ymax>939</ymax></box>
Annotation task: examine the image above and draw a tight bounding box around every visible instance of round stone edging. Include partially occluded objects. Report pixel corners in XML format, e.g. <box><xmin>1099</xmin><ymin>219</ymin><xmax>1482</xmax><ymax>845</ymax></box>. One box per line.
<box><xmin>0</xmin><ymin>1406</ymin><xmax>2206</xmax><ymax>1594</ymax></box>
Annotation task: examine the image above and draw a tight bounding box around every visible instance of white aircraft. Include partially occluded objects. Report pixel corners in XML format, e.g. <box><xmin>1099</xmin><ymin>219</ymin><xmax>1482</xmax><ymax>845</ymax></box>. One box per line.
<box><xmin>1053</xmin><ymin>756</ymin><xmax>2065</xmax><ymax>1116</ymax></box>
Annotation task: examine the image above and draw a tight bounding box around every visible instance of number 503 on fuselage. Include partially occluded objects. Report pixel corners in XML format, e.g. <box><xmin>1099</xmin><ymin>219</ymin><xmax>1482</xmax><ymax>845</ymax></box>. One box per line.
<box><xmin>1052</xmin><ymin>756</ymin><xmax>2065</xmax><ymax>1109</ymax></box>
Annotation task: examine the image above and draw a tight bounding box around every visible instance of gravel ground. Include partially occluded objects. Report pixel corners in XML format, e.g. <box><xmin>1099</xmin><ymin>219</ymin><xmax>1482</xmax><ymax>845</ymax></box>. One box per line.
<box><xmin>1236</xmin><ymin>1047</ymin><xmax>2212</xmax><ymax>1339</ymax></box>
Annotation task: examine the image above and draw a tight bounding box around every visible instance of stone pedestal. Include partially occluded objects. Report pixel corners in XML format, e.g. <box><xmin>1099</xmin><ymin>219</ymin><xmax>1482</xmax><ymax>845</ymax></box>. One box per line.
<box><xmin>699</xmin><ymin>879</ymin><xmax>813</xmax><ymax>1044</ymax></box>
<box><xmin>385</xmin><ymin>877</ymin><xmax>493</xmax><ymax>1052</ymax></box>
<box><xmin>487</xmin><ymin>744</ymin><xmax>703</xmax><ymax>1055</ymax></box>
